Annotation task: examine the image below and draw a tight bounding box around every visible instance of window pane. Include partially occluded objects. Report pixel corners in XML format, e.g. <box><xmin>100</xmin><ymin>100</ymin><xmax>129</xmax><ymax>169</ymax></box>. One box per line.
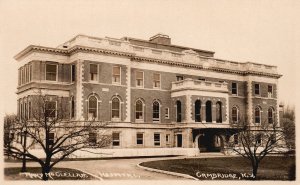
<box><xmin>113</xmin><ymin>66</ymin><xmax>120</xmax><ymax>75</ymax></box>
<box><xmin>136</xmin><ymin>71</ymin><xmax>143</xmax><ymax>79</ymax></box>
<box><xmin>46</xmin><ymin>64</ymin><xmax>57</xmax><ymax>73</ymax></box>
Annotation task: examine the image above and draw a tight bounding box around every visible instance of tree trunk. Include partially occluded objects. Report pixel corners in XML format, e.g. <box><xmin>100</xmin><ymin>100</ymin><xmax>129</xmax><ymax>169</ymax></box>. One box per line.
<box><xmin>42</xmin><ymin>165</ymin><xmax>51</xmax><ymax>181</ymax></box>
<box><xmin>252</xmin><ymin>163</ymin><xmax>259</xmax><ymax>180</ymax></box>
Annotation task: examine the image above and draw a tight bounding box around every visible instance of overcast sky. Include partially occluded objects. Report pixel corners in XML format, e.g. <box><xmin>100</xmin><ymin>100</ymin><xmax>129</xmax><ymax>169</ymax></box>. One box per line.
<box><xmin>0</xmin><ymin>0</ymin><xmax>298</xmax><ymax>118</ymax></box>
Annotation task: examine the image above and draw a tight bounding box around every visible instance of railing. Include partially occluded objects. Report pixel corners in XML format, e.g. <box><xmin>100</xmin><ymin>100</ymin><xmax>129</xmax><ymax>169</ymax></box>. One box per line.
<box><xmin>171</xmin><ymin>78</ymin><xmax>228</xmax><ymax>92</ymax></box>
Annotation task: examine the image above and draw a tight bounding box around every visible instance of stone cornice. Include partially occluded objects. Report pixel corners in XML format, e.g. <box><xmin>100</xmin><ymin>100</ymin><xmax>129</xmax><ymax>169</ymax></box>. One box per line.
<box><xmin>14</xmin><ymin>45</ymin><xmax>282</xmax><ymax>79</ymax></box>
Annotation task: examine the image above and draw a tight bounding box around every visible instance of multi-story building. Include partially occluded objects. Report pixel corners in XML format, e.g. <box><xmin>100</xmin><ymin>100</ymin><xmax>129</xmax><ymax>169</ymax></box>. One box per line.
<box><xmin>14</xmin><ymin>33</ymin><xmax>282</xmax><ymax>157</ymax></box>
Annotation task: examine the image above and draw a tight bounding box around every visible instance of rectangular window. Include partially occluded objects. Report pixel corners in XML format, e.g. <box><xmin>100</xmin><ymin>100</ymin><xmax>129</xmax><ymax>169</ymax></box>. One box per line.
<box><xmin>166</xmin><ymin>134</ymin><xmax>170</xmax><ymax>144</ymax></box>
<box><xmin>45</xmin><ymin>101</ymin><xmax>56</xmax><ymax>118</ymax></box>
<box><xmin>165</xmin><ymin>108</ymin><xmax>169</xmax><ymax>119</ymax></box>
<box><xmin>254</xmin><ymin>83</ymin><xmax>260</xmax><ymax>95</ymax></box>
<box><xmin>137</xmin><ymin>133</ymin><xmax>143</xmax><ymax>145</ymax></box>
<box><xmin>112</xmin><ymin>66</ymin><xmax>121</xmax><ymax>84</ymax></box>
<box><xmin>176</xmin><ymin>76</ymin><xmax>183</xmax><ymax>81</ymax></box>
<box><xmin>90</xmin><ymin>64</ymin><xmax>98</xmax><ymax>81</ymax></box>
<box><xmin>48</xmin><ymin>133</ymin><xmax>55</xmax><ymax>146</ymax></box>
<box><xmin>46</xmin><ymin>64</ymin><xmax>57</xmax><ymax>81</ymax></box>
<box><xmin>89</xmin><ymin>132</ymin><xmax>97</xmax><ymax>146</ymax></box>
<box><xmin>268</xmin><ymin>85</ymin><xmax>273</xmax><ymax>98</ymax></box>
<box><xmin>153</xmin><ymin>73</ymin><xmax>161</xmax><ymax>88</ymax></box>
<box><xmin>112</xmin><ymin>132</ymin><xmax>120</xmax><ymax>146</ymax></box>
<box><xmin>71</xmin><ymin>64</ymin><xmax>76</xmax><ymax>82</ymax></box>
<box><xmin>256</xmin><ymin>134</ymin><xmax>262</xmax><ymax>145</ymax></box>
<box><xmin>136</xmin><ymin>71</ymin><xmax>144</xmax><ymax>87</ymax></box>
<box><xmin>232</xmin><ymin>82</ymin><xmax>237</xmax><ymax>95</ymax></box>
<box><xmin>154</xmin><ymin>133</ymin><xmax>160</xmax><ymax>146</ymax></box>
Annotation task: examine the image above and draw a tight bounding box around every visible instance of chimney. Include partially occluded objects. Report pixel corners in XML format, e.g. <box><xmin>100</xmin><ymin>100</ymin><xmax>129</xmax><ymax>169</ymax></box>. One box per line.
<box><xmin>149</xmin><ymin>33</ymin><xmax>171</xmax><ymax>45</ymax></box>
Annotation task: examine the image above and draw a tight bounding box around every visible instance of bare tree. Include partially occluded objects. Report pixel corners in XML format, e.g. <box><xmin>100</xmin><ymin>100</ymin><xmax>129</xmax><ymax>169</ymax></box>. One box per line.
<box><xmin>226</xmin><ymin>121</ymin><xmax>286</xmax><ymax>179</ymax></box>
<box><xmin>3</xmin><ymin>114</ymin><xmax>18</xmax><ymax>159</ymax></box>
<box><xmin>282</xmin><ymin>105</ymin><xmax>295</xmax><ymax>150</ymax></box>
<box><xmin>4</xmin><ymin>93</ymin><xmax>112</xmax><ymax>180</ymax></box>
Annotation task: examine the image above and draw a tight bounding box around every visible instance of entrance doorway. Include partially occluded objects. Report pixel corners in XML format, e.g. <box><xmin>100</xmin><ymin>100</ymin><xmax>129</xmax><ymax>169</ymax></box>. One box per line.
<box><xmin>198</xmin><ymin>133</ymin><xmax>223</xmax><ymax>152</ymax></box>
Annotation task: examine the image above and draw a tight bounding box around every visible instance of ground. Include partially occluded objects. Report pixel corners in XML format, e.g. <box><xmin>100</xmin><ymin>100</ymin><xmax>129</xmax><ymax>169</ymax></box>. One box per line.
<box><xmin>140</xmin><ymin>155</ymin><xmax>296</xmax><ymax>180</ymax></box>
<box><xmin>4</xmin><ymin>154</ymin><xmax>295</xmax><ymax>180</ymax></box>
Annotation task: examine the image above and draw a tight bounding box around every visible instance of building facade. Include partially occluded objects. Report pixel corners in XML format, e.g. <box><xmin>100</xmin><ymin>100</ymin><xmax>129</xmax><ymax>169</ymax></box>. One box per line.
<box><xmin>14</xmin><ymin>34</ymin><xmax>282</xmax><ymax>156</ymax></box>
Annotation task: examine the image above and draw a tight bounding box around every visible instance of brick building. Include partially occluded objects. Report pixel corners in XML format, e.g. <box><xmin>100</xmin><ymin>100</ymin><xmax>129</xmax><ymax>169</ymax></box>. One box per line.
<box><xmin>14</xmin><ymin>34</ymin><xmax>282</xmax><ymax>157</ymax></box>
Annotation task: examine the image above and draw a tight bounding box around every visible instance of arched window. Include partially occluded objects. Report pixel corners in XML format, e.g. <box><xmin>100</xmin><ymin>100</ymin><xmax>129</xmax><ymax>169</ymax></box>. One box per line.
<box><xmin>176</xmin><ymin>100</ymin><xmax>182</xmax><ymax>122</ymax></box>
<box><xmin>268</xmin><ymin>107</ymin><xmax>275</xmax><ymax>124</ymax></box>
<box><xmin>195</xmin><ymin>100</ymin><xmax>201</xmax><ymax>122</ymax></box>
<box><xmin>153</xmin><ymin>101</ymin><xmax>160</xmax><ymax>122</ymax></box>
<box><xmin>112</xmin><ymin>97</ymin><xmax>121</xmax><ymax>120</ymax></box>
<box><xmin>88</xmin><ymin>96</ymin><xmax>97</xmax><ymax>119</ymax></box>
<box><xmin>206</xmin><ymin>101</ymin><xmax>212</xmax><ymax>122</ymax></box>
<box><xmin>135</xmin><ymin>99</ymin><xmax>144</xmax><ymax>121</ymax></box>
<box><xmin>70</xmin><ymin>96</ymin><xmax>75</xmax><ymax>118</ymax></box>
<box><xmin>255</xmin><ymin>107</ymin><xmax>261</xmax><ymax>124</ymax></box>
<box><xmin>232</xmin><ymin>106</ymin><xmax>239</xmax><ymax>123</ymax></box>
<box><xmin>216</xmin><ymin>101</ymin><xmax>222</xmax><ymax>123</ymax></box>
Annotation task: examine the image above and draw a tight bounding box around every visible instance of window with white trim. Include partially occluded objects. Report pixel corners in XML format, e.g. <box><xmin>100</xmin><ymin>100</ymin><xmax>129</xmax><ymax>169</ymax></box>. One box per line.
<box><xmin>232</xmin><ymin>106</ymin><xmax>239</xmax><ymax>123</ymax></box>
<box><xmin>90</xmin><ymin>64</ymin><xmax>98</xmax><ymax>81</ymax></box>
<box><xmin>268</xmin><ymin>85</ymin><xmax>273</xmax><ymax>98</ymax></box>
<box><xmin>255</xmin><ymin>107</ymin><xmax>261</xmax><ymax>124</ymax></box>
<box><xmin>45</xmin><ymin>101</ymin><xmax>56</xmax><ymax>118</ymax></box>
<box><xmin>232</xmin><ymin>82</ymin><xmax>237</xmax><ymax>95</ymax></box>
<box><xmin>153</xmin><ymin>73</ymin><xmax>161</xmax><ymax>88</ymax></box>
<box><xmin>176</xmin><ymin>75</ymin><xmax>183</xmax><ymax>81</ymax></box>
<box><xmin>268</xmin><ymin>107</ymin><xmax>275</xmax><ymax>124</ymax></box>
<box><xmin>165</xmin><ymin>107</ymin><xmax>169</xmax><ymax>119</ymax></box>
<box><xmin>71</xmin><ymin>64</ymin><xmax>76</xmax><ymax>82</ymax></box>
<box><xmin>70</xmin><ymin>96</ymin><xmax>75</xmax><ymax>118</ymax></box>
<box><xmin>153</xmin><ymin>101</ymin><xmax>160</xmax><ymax>122</ymax></box>
<box><xmin>254</xmin><ymin>83</ymin><xmax>260</xmax><ymax>95</ymax></box>
<box><xmin>111</xmin><ymin>97</ymin><xmax>121</xmax><ymax>120</ymax></box>
<box><xmin>112</xmin><ymin>132</ymin><xmax>120</xmax><ymax>146</ymax></box>
<box><xmin>136</xmin><ymin>133</ymin><xmax>143</xmax><ymax>145</ymax></box>
<box><xmin>135</xmin><ymin>100</ymin><xmax>144</xmax><ymax>121</ymax></box>
<box><xmin>88</xmin><ymin>96</ymin><xmax>97</xmax><ymax>119</ymax></box>
<box><xmin>46</xmin><ymin>64</ymin><xmax>57</xmax><ymax>81</ymax></box>
<box><xmin>112</xmin><ymin>66</ymin><xmax>121</xmax><ymax>84</ymax></box>
<box><xmin>136</xmin><ymin>71</ymin><xmax>144</xmax><ymax>87</ymax></box>
<box><xmin>154</xmin><ymin>133</ymin><xmax>160</xmax><ymax>146</ymax></box>
<box><xmin>166</xmin><ymin>134</ymin><xmax>170</xmax><ymax>144</ymax></box>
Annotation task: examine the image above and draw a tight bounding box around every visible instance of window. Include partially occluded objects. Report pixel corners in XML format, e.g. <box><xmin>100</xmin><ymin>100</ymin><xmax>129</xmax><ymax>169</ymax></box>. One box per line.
<box><xmin>206</xmin><ymin>101</ymin><xmax>212</xmax><ymax>122</ymax></box>
<box><xmin>48</xmin><ymin>133</ymin><xmax>54</xmax><ymax>146</ymax></box>
<box><xmin>154</xmin><ymin>133</ymin><xmax>160</xmax><ymax>146</ymax></box>
<box><xmin>268</xmin><ymin>107</ymin><xmax>274</xmax><ymax>124</ymax></box>
<box><xmin>89</xmin><ymin>132</ymin><xmax>97</xmax><ymax>146</ymax></box>
<box><xmin>70</xmin><ymin>96</ymin><xmax>75</xmax><ymax>118</ymax></box>
<box><xmin>136</xmin><ymin>133</ymin><xmax>143</xmax><ymax>145</ymax></box>
<box><xmin>254</xmin><ymin>83</ymin><xmax>260</xmax><ymax>95</ymax></box>
<box><xmin>112</xmin><ymin>66</ymin><xmax>121</xmax><ymax>84</ymax></box>
<box><xmin>232</xmin><ymin>107</ymin><xmax>239</xmax><ymax>123</ymax></box>
<box><xmin>166</xmin><ymin>134</ymin><xmax>170</xmax><ymax>144</ymax></box>
<box><xmin>28</xmin><ymin>101</ymin><xmax>31</xmax><ymax>119</ymax></box>
<box><xmin>165</xmin><ymin>108</ymin><xmax>170</xmax><ymax>119</ymax></box>
<box><xmin>71</xmin><ymin>64</ymin><xmax>76</xmax><ymax>82</ymax></box>
<box><xmin>111</xmin><ymin>97</ymin><xmax>120</xmax><ymax>120</ymax></box>
<box><xmin>153</xmin><ymin>101</ymin><xmax>160</xmax><ymax>122</ymax></box>
<box><xmin>153</xmin><ymin>73</ymin><xmax>161</xmax><ymax>88</ymax></box>
<box><xmin>176</xmin><ymin>75</ymin><xmax>183</xmax><ymax>81</ymax></box>
<box><xmin>135</xmin><ymin>100</ymin><xmax>144</xmax><ymax>121</ymax></box>
<box><xmin>232</xmin><ymin>82</ymin><xmax>237</xmax><ymax>95</ymax></box>
<box><xmin>176</xmin><ymin>100</ymin><xmax>182</xmax><ymax>122</ymax></box>
<box><xmin>256</xmin><ymin>134</ymin><xmax>262</xmax><ymax>145</ymax></box>
<box><xmin>45</xmin><ymin>101</ymin><xmax>56</xmax><ymax>118</ymax></box>
<box><xmin>268</xmin><ymin>85</ymin><xmax>273</xmax><ymax>98</ymax></box>
<box><xmin>255</xmin><ymin>107</ymin><xmax>261</xmax><ymax>124</ymax></box>
<box><xmin>234</xmin><ymin>134</ymin><xmax>239</xmax><ymax>145</ymax></box>
<box><xmin>195</xmin><ymin>100</ymin><xmax>201</xmax><ymax>122</ymax></box>
<box><xmin>112</xmin><ymin>132</ymin><xmax>120</xmax><ymax>146</ymax></box>
<box><xmin>24</xmin><ymin>102</ymin><xmax>27</xmax><ymax>119</ymax></box>
<box><xmin>136</xmin><ymin>71</ymin><xmax>144</xmax><ymax>87</ymax></box>
<box><xmin>216</xmin><ymin>101</ymin><xmax>222</xmax><ymax>123</ymax></box>
<box><xmin>46</xmin><ymin>64</ymin><xmax>57</xmax><ymax>81</ymax></box>
<box><xmin>88</xmin><ymin>96</ymin><xmax>97</xmax><ymax>119</ymax></box>
<box><xmin>90</xmin><ymin>64</ymin><xmax>98</xmax><ymax>81</ymax></box>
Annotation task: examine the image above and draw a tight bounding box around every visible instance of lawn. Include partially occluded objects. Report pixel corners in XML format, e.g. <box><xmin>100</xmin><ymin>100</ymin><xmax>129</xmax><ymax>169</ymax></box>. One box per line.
<box><xmin>4</xmin><ymin>167</ymin><xmax>97</xmax><ymax>180</ymax></box>
<box><xmin>140</xmin><ymin>156</ymin><xmax>295</xmax><ymax>180</ymax></box>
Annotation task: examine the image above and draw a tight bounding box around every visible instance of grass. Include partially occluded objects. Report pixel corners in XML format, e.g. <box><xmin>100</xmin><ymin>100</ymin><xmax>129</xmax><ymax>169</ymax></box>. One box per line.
<box><xmin>4</xmin><ymin>167</ymin><xmax>97</xmax><ymax>180</ymax></box>
<box><xmin>140</xmin><ymin>156</ymin><xmax>296</xmax><ymax>180</ymax></box>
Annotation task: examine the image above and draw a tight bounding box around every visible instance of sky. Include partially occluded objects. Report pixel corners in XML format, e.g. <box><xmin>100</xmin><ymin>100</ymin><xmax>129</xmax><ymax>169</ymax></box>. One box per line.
<box><xmin>0</xmin><ymin>0</ymin><xmax>298</xmax><ymax>118</ymax></box>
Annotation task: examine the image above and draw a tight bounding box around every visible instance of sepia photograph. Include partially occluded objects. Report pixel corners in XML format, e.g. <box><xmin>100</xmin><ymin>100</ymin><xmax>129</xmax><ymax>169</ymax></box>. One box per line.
<box><xmin>0</xmin><ymin>0</ymin><xmax>298</xmax><ymax>184</ymax></box>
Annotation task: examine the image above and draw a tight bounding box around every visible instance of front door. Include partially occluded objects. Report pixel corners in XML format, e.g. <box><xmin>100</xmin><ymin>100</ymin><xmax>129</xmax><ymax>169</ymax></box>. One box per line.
<box><xmin>177</xmin><ymin>134</ymin><xmax>182</xmax><ymax>147</ymax></box>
